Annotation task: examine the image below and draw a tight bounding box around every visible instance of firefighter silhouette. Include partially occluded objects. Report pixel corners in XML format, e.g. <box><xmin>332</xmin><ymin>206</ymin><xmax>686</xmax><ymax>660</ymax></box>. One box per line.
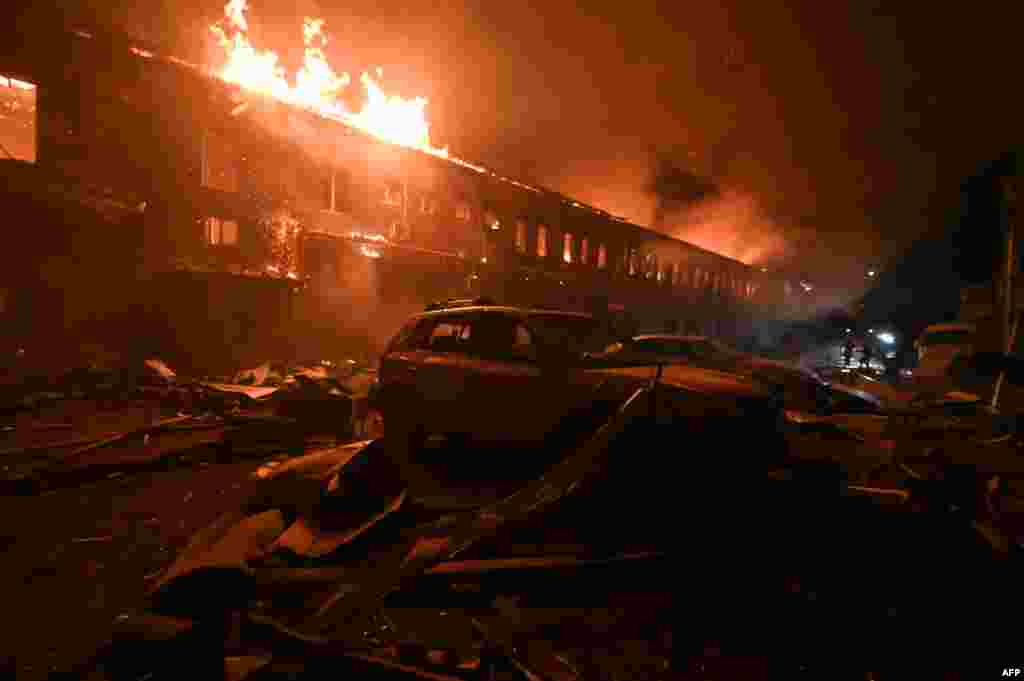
<box><xmin>860</xmin><ymin>343</ymin><xmax>873</xmax><ymax>369</ymax></box>
<box><xmin>842</xmin><ymin>339</ymin><xmax>855</xmax><ymax>367</ymax></box>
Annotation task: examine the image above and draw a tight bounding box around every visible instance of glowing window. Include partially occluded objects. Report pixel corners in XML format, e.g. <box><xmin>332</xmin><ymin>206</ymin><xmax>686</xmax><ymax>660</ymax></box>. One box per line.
<box><xmin>514</xmin><ymin>220</ymin><xmax>527</xmax><ymax>252</ymax></box>
<box><xmin>597</xmin><ymin>244</ymin><xmax>607</xmax><ymax>269</ymax></box>
<box><xmin>383</xmin><ymin>184</ymin><xmax>404</xmax><ymax>207</ymax></box>
<box><xmin>537</xmin><ymin>225</ymin><xmax>548</xmax><ymax>257</ymax></box>
<box><xmin>0</xmin><ymin>75</ymin><xmax>36</xmax><ymax>163</ymax></box>
<box><xmin>485</xmin><ymin>210</ymin><xmax>500</xmax><ymax>230</ymax></box>
<box><xmin>205</xmin><ymin>217</ymin><xmax>238</xmax><ymax>246</ymax></box>
<box><xmin>563</xmin><ymin>233</ymin><xmax>574</xmax><ymax>263</ymax></box>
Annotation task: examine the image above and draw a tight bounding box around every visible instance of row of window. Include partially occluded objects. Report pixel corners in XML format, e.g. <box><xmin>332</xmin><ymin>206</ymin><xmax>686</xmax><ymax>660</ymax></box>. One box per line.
<box><xmin>507</xmin><ymin>220</ymin><xmax>757</xmax><ymax>298</ymax></box>
<box><xmin>199</xmin><ymin>134</ymin><xmax>758</xmax><ymax>298</ymax></box>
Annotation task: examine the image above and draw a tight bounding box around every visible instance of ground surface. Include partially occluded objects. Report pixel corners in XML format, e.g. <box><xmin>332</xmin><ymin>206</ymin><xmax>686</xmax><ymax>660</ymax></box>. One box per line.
<box><xmin>3</xmin><ymin>393</ymin><xmax>1023</xmax><ymax>679</ymax></box>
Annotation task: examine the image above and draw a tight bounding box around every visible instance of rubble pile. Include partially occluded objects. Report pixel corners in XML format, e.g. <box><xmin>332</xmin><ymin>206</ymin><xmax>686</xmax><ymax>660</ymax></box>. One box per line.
<box><xmin>0</xmin><ymin>354</ymin><xmax>382</xmax><ymax>494</ymax></box>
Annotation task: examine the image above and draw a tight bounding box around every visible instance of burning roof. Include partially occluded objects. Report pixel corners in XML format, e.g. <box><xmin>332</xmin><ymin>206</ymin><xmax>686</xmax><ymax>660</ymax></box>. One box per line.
<box><xmin>16</xmin><ymin>3</ymin><xmax>754</xmax><ymax>271</ymax></box>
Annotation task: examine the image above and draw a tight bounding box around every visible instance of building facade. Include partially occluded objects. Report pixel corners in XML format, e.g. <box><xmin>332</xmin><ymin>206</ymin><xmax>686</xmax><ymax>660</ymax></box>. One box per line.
<box><xmin>1</xmin><ymin>22</ymin><xmax>804</xmax><ymax>373</ymax></box>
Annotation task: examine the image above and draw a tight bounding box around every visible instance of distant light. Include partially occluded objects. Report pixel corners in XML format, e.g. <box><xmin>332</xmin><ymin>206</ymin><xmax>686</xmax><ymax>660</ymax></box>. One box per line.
<box><xmin>877</xmin><ymin>332</ymin><xmax>896</xmax><ymax>344</ymax></box>
<box><xmin>868</xmin><ymin>328</ymin><xmax>874</xmax><ymax>333</ymax></box>
<box><xmin>360</xmin><ymin>245</ymin><xmax>382</xmax><ymax>258</ymax></box>
<box><xmin>480</xmin><ymin>256</ymin><xmax>488</xmax><ymax>264</ymax></box>
<box><xmin>845</xmin><ymin>328</ymin><xmax>852</xmax><ymax>334</ymax></box>
<box><xmin>760</xmin><ymin>267</ymin><xmax>768</xmax><ymax>273</ymax></box>
<box><xmin>867</xmin><ymin>270</ymin><xmax>877</xmax><ymax>277</ymax></box>
<box><xmin>490</xmin><ymin>222</ymin><xmax>500</xmax><ymax>230</ymax></box>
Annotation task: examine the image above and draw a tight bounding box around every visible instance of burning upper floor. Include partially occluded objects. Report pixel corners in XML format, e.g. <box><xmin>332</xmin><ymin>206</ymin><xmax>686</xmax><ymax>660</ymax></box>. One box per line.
<box><xmin>0</xmin><ymin>9</ymin><xmax>821</xmax><ymax>320</ymax></box>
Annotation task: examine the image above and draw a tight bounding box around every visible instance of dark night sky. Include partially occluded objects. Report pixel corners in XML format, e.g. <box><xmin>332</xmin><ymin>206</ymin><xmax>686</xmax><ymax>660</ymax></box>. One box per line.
<box><xmin>34</xmin><ymin>0</ymin><xmax>1024</xmax><ymax>287</ymax></box>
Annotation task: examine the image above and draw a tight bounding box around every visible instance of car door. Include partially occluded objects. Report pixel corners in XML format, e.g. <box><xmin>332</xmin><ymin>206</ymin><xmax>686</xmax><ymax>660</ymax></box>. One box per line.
<box><xmin>378</xmin><ymin>316</ymin><xmax>436</xmax><ymax>428</ymax></box>
<box><xmin>419</xmin><ymin>313</ymin><xmax>474</xmax><ymax>436</ymax></box>
<box><xmin>458</xmin><ymin>311</ymin><xmax>546</xmax><ymax>442</ymax></box>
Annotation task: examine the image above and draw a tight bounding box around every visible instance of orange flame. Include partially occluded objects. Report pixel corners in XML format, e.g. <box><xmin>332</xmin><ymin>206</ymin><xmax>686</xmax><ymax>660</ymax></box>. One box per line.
<box><xmin>210</xmin><ymin>0</ymin><xmax>446</xmax><ymax>156</ymax></box>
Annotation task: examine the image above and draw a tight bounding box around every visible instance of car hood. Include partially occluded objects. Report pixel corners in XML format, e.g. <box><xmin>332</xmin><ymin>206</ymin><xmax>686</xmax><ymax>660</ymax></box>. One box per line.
<box><xmin>585</xmin><ymin>361</ymin><xmax>772</xmax><ymax>399</ymax></box>
<box><xmin>827</xmin><ymin>381</ymin><xmax>884</xmax><ymax>409</ymax></box>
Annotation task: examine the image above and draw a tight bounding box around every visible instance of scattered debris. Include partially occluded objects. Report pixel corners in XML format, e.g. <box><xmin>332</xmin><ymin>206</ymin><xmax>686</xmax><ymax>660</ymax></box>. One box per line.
<box><xmin>63</xmin><ymin>415</ymin><xmax>194</xmax><ymax>462</ymax></box>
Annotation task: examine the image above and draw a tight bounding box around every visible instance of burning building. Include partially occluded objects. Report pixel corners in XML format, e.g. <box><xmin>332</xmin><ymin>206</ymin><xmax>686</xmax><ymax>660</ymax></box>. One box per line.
<box><xmin>0</xmin><ymin>6</ymin><xmax>804</xmax><ymax>373</ymax></box>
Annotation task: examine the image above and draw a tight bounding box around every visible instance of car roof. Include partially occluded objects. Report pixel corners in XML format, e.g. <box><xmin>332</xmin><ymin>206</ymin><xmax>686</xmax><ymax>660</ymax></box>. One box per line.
<box><xmin>921</xmin><ymin>323</ymin><xmax>974</xmax><ymax>334</ymax></box>
<box><xmin>631</xmin><ymin>335</ymin><xmax>710</xmax><ymax>343</ymax></box>
<box><xmin>414</xmin><ymin>306</ymin><xmax>596</xmax><ymax>321</ymax></box>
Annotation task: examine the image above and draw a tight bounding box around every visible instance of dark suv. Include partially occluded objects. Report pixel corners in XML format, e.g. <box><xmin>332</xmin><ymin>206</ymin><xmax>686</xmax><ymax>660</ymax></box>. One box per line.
<box><xmin>377</xmin><ymin>301</ymin><xmax>787</xmax><ymax>455</ymax></box>
<box><xmin>377</xmin><ymin>302</ymin><xmax>616</xmax><ymax>446</ymax></box>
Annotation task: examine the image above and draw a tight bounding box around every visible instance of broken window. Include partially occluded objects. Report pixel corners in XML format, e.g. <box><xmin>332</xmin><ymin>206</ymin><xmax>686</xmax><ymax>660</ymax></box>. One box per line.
<box><xmin>514</xmin><ymin>219</ymin><xmax>528</xmax><ymax>252</ymax></box>
<box><xmin>563</xmin><ymin>232</ymin><xmax>574</xmax><ymax>263</ymax></box>
<box><xmin>597</xmin><ymin>244</ymin><xmax>607</xmax><ymax>269</ymax></box>
<box><xmin>580</xmin><ymin>237</ymin><xmax>589</xmax><ymax>265</ymax></box>
<box><xmin>645</xmin><ymin>253</ymin><xmax>657</xmax><ymax>279</ymax></box>
<box><xmin>537</xmin><ymin>224</ymin><xmax>548</xmax><ymax>257</ymax></box>
<box><xmin>205</xmin><ymin>217</ymin><xmax>238</xmax><ymax>246</ymax></box>
<box><xmin>389</xmin><ymin>219</ymin><xmax>411</xmax><ymax>242</ymax></box>
<box><xmin>320</xmin><ymin>168</ymin><xmax>350</xmax><ymax>212</ymax></box>
<box><xmin>320</xmin><ymin>170</ymin><xmax>334</xmax><ymax>211</ymax></box>
<box><xmin>0</xmin><ymin>76</ymin><xmax>36</xmax><ymax>163</ymax></box>
<box><xmin>383</xmin><ymin>183</ymin><xmax>403</xmax><ymax>207</ymax></box>
<box><xmin>419</xmin><ymin>194</ymin><xmax>439</xmax><ymax>215</ymax></box>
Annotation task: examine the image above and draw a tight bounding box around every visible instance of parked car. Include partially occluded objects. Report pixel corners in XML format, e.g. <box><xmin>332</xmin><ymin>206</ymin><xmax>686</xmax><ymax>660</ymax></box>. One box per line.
<box><xmin>596</xmin><ymin>334</ymin><xmax>882</xmax><ymax>415</ymax></box>
<box><xmin>377</xmin><ymin>302</ymin><xmax>787</xmax><ymax>450</ymax></box>
<box><xmin>914</xmin><ymin>322</ymin><xmax>975</xmax><ymax>379</ymax></box>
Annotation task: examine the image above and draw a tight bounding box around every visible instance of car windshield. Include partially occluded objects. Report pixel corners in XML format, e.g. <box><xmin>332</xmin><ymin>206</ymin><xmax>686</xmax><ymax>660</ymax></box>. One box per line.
<box><xmin>919</xmin><ymin>330</ymin><xmax>971</xmax><ymax>347</ymax></box>
<box><xmin>683</xmin><ymin>338</ymin><xmax>740</xmax><ymax>360</ymax></box>
<box><xmin>526</xmin><ymin>314</ymin><xmax>612</xmax><ymax>355</ymax></box>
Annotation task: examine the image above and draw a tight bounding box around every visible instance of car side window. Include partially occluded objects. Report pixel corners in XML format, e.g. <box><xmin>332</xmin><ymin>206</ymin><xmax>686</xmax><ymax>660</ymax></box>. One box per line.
<box><xmin>388</xmin><ymin>318</ymin><xmax>434</xmax><ymax>352</ymax></box>
<box><xmin>461</xmin><ymin>313</ymin><xmax>524</xmax><ymax>361</ymax></box>
<box><xmin>510</xmin><ymin>322</ymin><xmax>538</xmax><ymax>361</ymax></box>
<box><xmin>634</xmin><ymin>339</ymin><xmax>659</xmax><ymax>354</ymax></box>
<box><xmin>428</xmin><ymin>316</ymin><xmax>472</xmax><ymax>352</ymax></box>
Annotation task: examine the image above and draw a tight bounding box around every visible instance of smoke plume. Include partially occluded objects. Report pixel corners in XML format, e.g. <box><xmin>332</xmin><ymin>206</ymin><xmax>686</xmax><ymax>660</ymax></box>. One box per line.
<box><xmin>648</xmin><ymin>154</ymin><xmax>791</xmax><ymax>265</ymax></box>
